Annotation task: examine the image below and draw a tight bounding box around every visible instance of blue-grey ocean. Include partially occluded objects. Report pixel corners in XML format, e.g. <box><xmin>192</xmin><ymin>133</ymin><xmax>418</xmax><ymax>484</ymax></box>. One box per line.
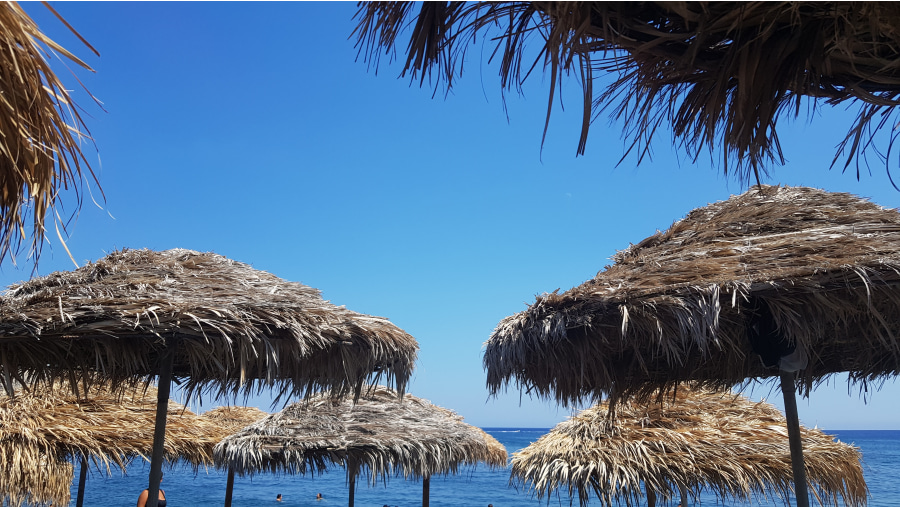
<box><xmin>69</xmin><ymin>429</ymin><xmax>898</xmax><ymax>507</ymax></box>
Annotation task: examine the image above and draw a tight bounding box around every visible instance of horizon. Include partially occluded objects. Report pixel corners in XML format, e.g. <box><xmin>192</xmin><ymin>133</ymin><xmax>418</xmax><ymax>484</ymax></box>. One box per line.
<box><xmin>7</xmin><ymin>2</ymin><xmax>900</xmax><ymax>431</ymax></box>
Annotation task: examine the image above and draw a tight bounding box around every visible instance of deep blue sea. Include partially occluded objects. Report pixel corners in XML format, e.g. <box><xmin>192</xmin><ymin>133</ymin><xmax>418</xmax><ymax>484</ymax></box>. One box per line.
<box><xmin>67</xmin><ymin>429</ymin><xmax>899</xmax><ymax>507</ymax></box>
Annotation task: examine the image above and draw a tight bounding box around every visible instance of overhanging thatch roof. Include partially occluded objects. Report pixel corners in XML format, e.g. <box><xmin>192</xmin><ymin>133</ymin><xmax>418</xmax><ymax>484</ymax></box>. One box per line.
<box><xmin>0</xmin><ymin>382</ymin><xmax>222</xmax><ymax>507</ymax></box>
<box><xmin>0</xmin><ymin>2</ymin><xmax>99</xmax><ymax>264</ymax></box>
<box><xmin>485</xmin><ymin>185</ymin><xmax>900</xmax><ymax>405</ymax></box>
<box><xmin>0</xmin><ymin>248</ymin><xmax>419</xmax><ymax>400</ymax></box>
<box><xmin>511</xmin><ymin>388</ymin><xmax>867</xmax><ymax>507</ymax></box>
<box><xmin>215</xmin><ymin>385</ymin><xmax>507</xmax><ymax>482</ymax></box>
<box><xmin>355</xmin><ymin>2</ymin><xmax>900</xmax><ymax>183</ymax></box>
<box><xmin>0</xmin><ymin>436</ymin><xmax>72</xmax><ymax>507</ymax></box>
<box><xmin>0</xmin><ymin>382</ymin><xmax>222</xmax><ymax>469</ymax></box>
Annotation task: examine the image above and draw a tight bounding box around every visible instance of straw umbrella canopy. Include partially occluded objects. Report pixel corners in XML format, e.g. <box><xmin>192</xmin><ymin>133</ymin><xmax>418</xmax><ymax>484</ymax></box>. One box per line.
<box><xmin>0</xmin><ymin>2</ymin><xmax>100</xmax><ymax>264</ymax></box>
<box><xmin>511</xmin><ymin>387</ymin><xmax>867</xmax><ymax>507</ymax></box>
<box><xmin>0</xmin><ymin>248</ymin><xmax>419</xmax><ymax>507</ymax></box>
<box><xmin>201</xmin><ymin>406</ymin><xmax>269</xmax><ymax>434</ymax></box>
<box><xmin>0</xmin><ymin>432</ymin><xmax>72</xmax><ymax>507</ymax></box>
<box><xmin>485</xmin><ymin>185</ymin><xmax>900</xmax><ymax>507</ymax></box>
<box><xmin>215</xmin><ymin>385</ymin><xmax>508</xmax><ymax>507</ymax></box>
<box><xmin>355</xmin><ymin>2</ymin><xmax>900</xmax><ymax>183</ymax></box>
<box><xmin>200</xmin><ymin>406</ymin><xmax>269</xmax><ymax>507</ymax></box>
<box><xmin>0</xmin><ymin>382</ymin><xmax>224</xmax><ymax>507</ymax></box>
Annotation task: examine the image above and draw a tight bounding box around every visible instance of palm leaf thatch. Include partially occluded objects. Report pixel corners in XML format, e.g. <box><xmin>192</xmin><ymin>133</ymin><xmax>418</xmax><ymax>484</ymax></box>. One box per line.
<box><xmin>0</xmin><ymin>437</ymin><xmax>72</xmax><ymax>507</ymax></box>
<box><xmin>485</xmin><ymin>185</ymin><xmax>900</xmax><ymax>406</ymax></box>
<box><xmin>0</xmin><ymin>382</ymin><xmax>225</xmax><ymax>469</ymax></box>
<box><xmin>355</xmin><ymin>2</ymin><xmax>900</xmax><ymax>183</ymax></box>
<box><xmin>215</xmin><ymin>385</ymin><xmax>507</xmax><ymax>482</ymax></box>
<box><xmin>200</xmin><ymin>406</ymin><xmax>269</xmax><ymax>436</ymax></box>
<box><xmin>0</xmin><ymin>248</ymin><xmax>419</xmax><ymax>400</ymax></box>
<box><xmin>511</xmin><ymin>387</ymin><xmax>867</xmax><ymax>507</ymax></box>
<box><xmin>0</xmin><ymin>382</ymin><xmax>222</xmax><ymax>507</ymax></box>
<box><xmin>0</xmin><ymin>2</ymin><xmax>99</xmax><ymax>264</ymax></box>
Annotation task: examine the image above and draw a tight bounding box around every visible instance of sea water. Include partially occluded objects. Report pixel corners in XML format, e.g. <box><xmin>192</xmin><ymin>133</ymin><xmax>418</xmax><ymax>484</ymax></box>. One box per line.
<box><xmin>65</xmin><ymin>429</ymin><xmax>899</xmax><ymax>507</ymax></box>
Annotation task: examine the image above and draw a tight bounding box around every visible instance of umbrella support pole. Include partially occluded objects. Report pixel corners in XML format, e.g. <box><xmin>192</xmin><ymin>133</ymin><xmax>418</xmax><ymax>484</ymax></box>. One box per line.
<box><xmin>423</xmin><ymin>475</ymin><xmax>430</xmax><ymax>507</ymax></box>
<box><xmin>147</xmin><ymin>342</ymin><xmax>176</xmax><ymax>507</ymax></box>
<box><xmin>679</xmin><ymin>484</ymin><xmax>688</xmax><ymax>507</ymax></box>
<box><xmin>348</xmin><ymin>474</ymin><xmax>355</xmax><ymax>507</ymax></box>
<box><xmin>224</xmin><ymin>468</ymin><xmax>235</xmax><ymax>507</ymax></box>
<box><xmin>780</xmin><ymin>371</ymin><xmax>810</xmax><ymax>507</ymax></box>
<box><xmin>75</xmin><ymin>454</ymin><xmax>88</xmax><ymax>507</ymax></box>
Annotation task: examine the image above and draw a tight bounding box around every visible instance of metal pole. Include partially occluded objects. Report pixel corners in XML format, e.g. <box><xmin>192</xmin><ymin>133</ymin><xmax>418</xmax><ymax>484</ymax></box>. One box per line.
<box><xmin>422</xmin><ymin>475</ymin><xmax>430</xmax><ymax>507</ymax></box>
<box><xmin>224</xmin><ymin>468</ymin><xmax>235</xmax><ymax>507</ymax></box>
<box><xmin>147</xmin><ymin>341</ymin><xmax>176</xmax><ymax>507</ymax></box>
<box><xmin>780</xmin><ymin>371</ymin><xmax>810</xmax><ymax>507</ymax></box>
<box><xmin>348</xmin><ymin>474</ymin><xmax>355</xmax><ymax>507</ymax></box>
<box><xmin>75</xmin><ymin>455</ymin><xmax>88</xmax><ymax>507</ymax></box>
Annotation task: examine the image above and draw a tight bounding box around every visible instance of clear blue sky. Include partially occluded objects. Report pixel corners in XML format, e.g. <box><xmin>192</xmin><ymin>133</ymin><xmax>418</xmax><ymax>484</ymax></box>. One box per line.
<box><xmin>9</xmin><ymin>2</ymin><xmax>900</xmax><ymax>430</ymax></box>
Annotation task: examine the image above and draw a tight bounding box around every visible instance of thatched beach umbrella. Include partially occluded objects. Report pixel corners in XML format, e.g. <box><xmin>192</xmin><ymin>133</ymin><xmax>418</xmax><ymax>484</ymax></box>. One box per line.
<box><xmin>355</xmin><ymin>2</ymin><xmax>900</xmax><ymax>183</ymax></box>
<box><xmin>0</xmin><ymin>433</ymin><xmax>72</xmax><ymax>507</ymax></box>
<box><xmin>511</xmin><ymin>387</ymin><xmax>867</xmax><ymax>507</ymax></box>
<box><xmin>0</xmin><ymin>2</ymin><xmax>99</xmax><ymax>264</ymax></box>
<box><xmin>201</xmin><ymin>406</ymin><xmax>269</xmax><ymax>433</ymax></box>
<box><xmin>215</xmin><ymin>385</ymin><xmax>508</xmax><ymax>507</ymax></box>
<box><xmin>0</xmin><ymin>382</ymin><xmax>225</xmax><ymax>507</ymax></box>
<box><xmin>485</xmin><ymin>185</ymin><xmax>900</xmax><ymax>507</ymax></box>
<box><xmin>200</xmin><ymin>406</ymin><xmax>269</xmax><ymax>507</ymax></box>
<box><xmin>0</xmin><ymin>248</ymin><xmax>419</xmax><ymax>507</ymax></box>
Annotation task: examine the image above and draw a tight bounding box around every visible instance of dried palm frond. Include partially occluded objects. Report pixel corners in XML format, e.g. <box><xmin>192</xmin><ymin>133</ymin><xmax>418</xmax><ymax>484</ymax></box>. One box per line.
<box><xmin>355</xmin><ymin>2</ymin><xmax>900</xmax><ymax>184</ymax></box>
<box><xmin>512</xmin><ymin>387</ymin><xmax>867</xmax><ymax>507</ymax></box>
<box><xmin>0</xmin><ymin>248</ymin><xmax>419</xmax><ymax>402</ymax></box>
<box><xmin>200</xmin><ymin>406</ymin><xmax>268</xmax><ymax>436</ymax></box>
<box><xmin>215</xmin><ymin>385</ymin><xmax>507</xmax><ymax>484</ymax></box>
<box><xmin>0</xmin><ymin>381</ymin><xmax>232</xmax><ymax>507</ymax></box>
<box><xmin>0</xmin><ymin>382</ymin><xmax>223</xmax><ymax>471</ymax></box>
<box><xmin>0</xmin><ymin>438</ymin><xmax>72</xmax><ymax>507</ymax></box>
<box><xmin>485</xmin><ymin>185</ymin><xmax>900</xmax><ymax>406</ymax></box>
<box><xmin>0</xmin><ymin>2</ymin><xmax>100</xmax><ymax>265</ymax></box>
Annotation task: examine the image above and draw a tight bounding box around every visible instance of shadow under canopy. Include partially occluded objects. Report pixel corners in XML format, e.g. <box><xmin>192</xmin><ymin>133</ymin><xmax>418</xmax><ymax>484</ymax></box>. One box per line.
<box><xmin>511</xmin><ymin>387</ymin><xmax>867</xmax><ymax>507</ymax></box>
<box><xmin>214</xmin><ymin>385</ymin><xmax>508</xmax><ymax>507</ymax></box>
<box><xmin>0</xmin><ymin>248</ymin><xmax>419</xmax><ymax>507</ymax></box>
<box><xmin>485</xmin><ymin>185</ymin><xmax>900</xmax><ymax>507</ymax></box>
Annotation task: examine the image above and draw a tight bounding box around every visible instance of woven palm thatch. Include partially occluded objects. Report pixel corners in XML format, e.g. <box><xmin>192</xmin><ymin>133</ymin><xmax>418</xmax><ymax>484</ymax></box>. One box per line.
<box><xmin>511</xmin><ymin>388</ymin><xmax>867</xmax><ymax>507</ymax></box>
<box><xmin>485</xmin><ymin>185</ymin><xmax>900</xmax><ymax>406</ymax></box>
<box><xmin>0</xmin><ymin>248</ymin><xmax>418</xmax><ymax>400</ymax></box>
<box><xmin>215</xmin><ymin>385</ymin><xmax>507</xmax><ymax>482</ymax></box>
<box><xmin>0</xmin><ymin>2</ymin><xmax>99</xmax><ymax>264</ymax></box>
<box><xmin>356</xmin><ymin>2</ymin><xmax>900</xmax><ymax>183</ymax></box>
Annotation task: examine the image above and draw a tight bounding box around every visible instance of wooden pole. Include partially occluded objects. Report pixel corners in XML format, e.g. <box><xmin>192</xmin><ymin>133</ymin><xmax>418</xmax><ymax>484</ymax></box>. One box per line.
<box><xmin>780</xmin><ymin>371</ymin><xmax>810</xmax><ymax>507</ymax></box>
<box><xmin>422</xmin><ymin>475</ymin><xmax>430</xmax><ymax>507</ymax></box>
<box><xmin>224</xmin><ymin>468</ymin><xmax>235</xmax><ymax>507</ymax></box>
<box><xmin>146</xmin><ymin>341</ymin><xmax>175</xmax><ymax>507</ymax></box>
<box><xmin>679</xmin><ymin>484</ymin><xmax>688</xmax><ymax>507</ymax></box>
<box><xmin>75</xmin><ymin>455</ymin><xmax>88</xmax><ymax>507</ymax></box>
<box><xmin>348</xmin><ymin>474</ymin><xmax>356</xmax><ymax>507</ymax></box>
